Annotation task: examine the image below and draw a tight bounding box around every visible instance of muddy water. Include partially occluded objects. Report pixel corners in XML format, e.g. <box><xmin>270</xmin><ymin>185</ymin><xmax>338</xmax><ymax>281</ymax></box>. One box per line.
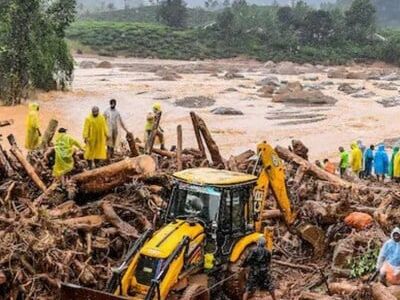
<box><xmin>1</xmin><ymin>54</ymin><xmax>400</xmax><ymax>161</ymax></box>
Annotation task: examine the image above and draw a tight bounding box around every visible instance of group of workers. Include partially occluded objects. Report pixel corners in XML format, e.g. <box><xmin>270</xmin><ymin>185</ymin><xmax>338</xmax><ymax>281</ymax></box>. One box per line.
<box><xmin>317</xmin><ymin>140</ymin><xmax>400</xmax><ymax>182</ymax></box>
<box><xmin>25</xmin><ymin>100</ymin><xmax>164</xmax><ymax>179</ymax></box>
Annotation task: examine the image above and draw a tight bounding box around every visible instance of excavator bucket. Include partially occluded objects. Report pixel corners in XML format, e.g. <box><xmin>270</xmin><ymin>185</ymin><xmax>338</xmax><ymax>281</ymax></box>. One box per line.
<box><xmin>60</xmin><ymin>283</ymin><xmax>129</xmax><ymax>300</ymax></box>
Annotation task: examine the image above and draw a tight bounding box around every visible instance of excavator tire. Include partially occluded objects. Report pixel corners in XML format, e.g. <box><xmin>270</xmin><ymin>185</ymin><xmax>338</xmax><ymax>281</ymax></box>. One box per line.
<box><xmin>181</xmin><ymin>283</ymin><xmax>210</xmax><ymax>300</ymax></box>
<box><xmin>224</xmin><ymin>245</ymin><xmax>256</xmax><ymax>300</ymax></box>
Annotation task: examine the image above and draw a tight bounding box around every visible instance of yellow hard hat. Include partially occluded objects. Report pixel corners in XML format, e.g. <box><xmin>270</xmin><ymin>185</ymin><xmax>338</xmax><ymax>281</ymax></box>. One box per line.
<box><xmin>153</xmin><ymin>103</ymin><xmax>161</xmax><ymax>112</ymax></box>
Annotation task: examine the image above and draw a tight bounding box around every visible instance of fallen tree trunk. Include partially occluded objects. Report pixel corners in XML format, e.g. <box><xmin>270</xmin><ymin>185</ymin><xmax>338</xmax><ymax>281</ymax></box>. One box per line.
<box><xmin>275</xmin><ymin>145</ymin><xmax>349</xmax><ymax>188</ymax></box>
<box><xmin>59</xmin><ymin>215</ymin><xmax>104</xmax><ymax>231</ymax></box>
<box><xmin>138</xmin><ymin>144</ymin><xmax>175</xmax><ymax>158</ymax></box>
<box><xmin>191</xmin><ymin>112</ymin><xmax>224</xmax><ymax>166</ymax></box>
<box><xmin>176</xmin><ymin>125</ymin><xmax>183</xmax><ymax>171</ymax></box>
<box><xmin>7</xmin><ymin>135</ymin><xmax>46</xmax><ymax>192</ymax></box>
<box><xmin>0</xmin><ymin>119</ymin><xmax>13</xmax><ymax>127</ymax></box>
<box><xmin>190</xmin><ymin>112</ymin><xmax>206</xmax><ymax>158</ymax></box>
<box><xmin>101</xmin><ymin>201</ymin><xmax>139</xmax><ymax>238</ymax></box>
<box><xmin>0</xmin><ymin>144</ymin><xmax>15</xmax><ymax>177</ymax></box>
<box><xmin>371</xmin><ymin>282</ymin><xmax>397</xmax><ymax>300</ymax></box>
<box><xmin>71</xmin><ymin>155</ymin><xmax>156</xmax><ymax>194</ymax></box>
<box><xmin>126</xmin><ymin>132</ymin><xmax>139</xmax><ymax>157</ymax></box>
<box><xmin>262</xmin><ymin>209</ymin><xmax>282</xmax><ymax>219</ymax></box>
<box><xmin>39</xmin><ymin>119</ymin><xmax>58</xmax><ymax>149</ymax></box>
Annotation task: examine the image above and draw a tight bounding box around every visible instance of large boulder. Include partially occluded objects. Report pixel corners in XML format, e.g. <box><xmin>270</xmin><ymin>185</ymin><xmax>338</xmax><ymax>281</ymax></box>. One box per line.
<box><xmin>338</xmin><ymin>83</ymin><xmax>364</xmax><ymax>95</ymax></box>
<box><xmin>274</xmin><ymin>61</ymin><xmax>300</xmax><ymax>75</ymax></box>
<box><xmin>328</xmin><ymin>67</ymin><xmax>348</xmax><ymax>79</ymax></box>
<box><xmin>272</xmin><ymin>89</ymin><xmax>337</xmax><ymax>106</ymax></box>
<box><xmin>96</xmin><ymin>61</ymin><xmax>113</xmax><ymax>69</ymax></box>
<box><xmin>275</xmin><ymin>81</ymin><xmax>303</xmax><ymax>95</ymax></box>
<box><xmin>346</xmin><ymin>72</ymin><xmax>368</xmax><ymax>80</ymax></box>
<box><xmin>380</xmin><ymin>73</ymin><xmax>400</xmax><ymax>81</ymax></box>
<box><xmin>255</xmin><ymin>76</ymin><xmax>280</xmax><ymax>86</ymax></box>
<box><xmin>210</xmin><ymin>107</ymin><xmax>244</xmax><ymax>115</ymax></box>
<box><xmin>80</xmin><ymin>61</ymin><xmax>96</xmax><ymax>69</ymax></box>
<box><xmin>257</xmin><ymin>85</ymin><xmax>276</xmax><ymax>98</ymax></box>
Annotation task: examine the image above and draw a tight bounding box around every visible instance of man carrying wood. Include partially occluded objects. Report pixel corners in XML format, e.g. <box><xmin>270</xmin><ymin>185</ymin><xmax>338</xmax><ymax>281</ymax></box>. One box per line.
<box><xmin>83</xmin><ymin>106</ymin><xmax>108</xmax><ymax>169</ymax></box>
<box><xmin>53</xmin><ymin>128</ymin><xmax>83</xmax><ymax>182</ymax></box>
<box><xmin>25</xmin><ymin>103</ymin><xmax>41</xmax><ymax>151</ymax></box>
<box><xmin>377</xmin><ymin>227</ymin><xmax>400</xmax><ymax>285</ymax></box>
<box><xmin>242</xmin><ymin>236</ymin><xmax>277</xmax><ymax>300</ymax></box>
<box><xmin>104</xmin><ymin>99</ymin><xmax>128</xmax><ymax>159</ymax></box>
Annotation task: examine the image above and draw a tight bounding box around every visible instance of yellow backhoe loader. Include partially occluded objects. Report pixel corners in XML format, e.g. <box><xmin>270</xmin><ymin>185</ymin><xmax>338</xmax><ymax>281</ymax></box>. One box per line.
<box><xmin>61</xmin><ymin>141</ymin><xmax>324</xmax><ymax>300</ymax></box>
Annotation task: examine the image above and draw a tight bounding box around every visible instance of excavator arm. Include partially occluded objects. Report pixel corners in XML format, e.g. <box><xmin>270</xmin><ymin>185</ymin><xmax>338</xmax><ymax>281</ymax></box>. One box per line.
<box><xmin>253</xmin><ymin>141</ymin><xmax>325</xmax><ymax>256</ymax></box>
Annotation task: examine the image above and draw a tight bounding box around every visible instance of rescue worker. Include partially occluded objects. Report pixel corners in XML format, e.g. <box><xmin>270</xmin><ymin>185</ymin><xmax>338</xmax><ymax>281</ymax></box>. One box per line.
<box><xmin>242</xmin><ymin>236</ymin><xmax>276</xmax><ymax>300</ymax></box>
<box><xmin>394</xmin><ymin>150</ymin><xmax>400</xmax><ymax>183</ymax></box>
<box><xmin>339</xmin><ymin>147</ymin><xmax>349</xmax><ymax>178</ymax></box>
<box><xmin>374</xmin><ymin>144</ymin><xmax>389</xmax><ymax>182</ymax></box>
<box><xmin>350</xmin><ymin>142</ymin><xmax>363</xmax><ymax>178</ymax></box>
<box><xmin>83</xmin><ymin>106</ymin><xmax>108</xmax><ymax>169</ymax></box>
<box><xmin>144</xmin><ymin>103</ymin><xmax>165</xmax><ymax>150</ymax></box>
<box><xmin>357</xmin><ymin>140</ymin><xmax>366</xmax><ymax>178</ymax></box>
<box><xmin>104</xmin><ymin>99</ymin><xmax>128</xmax><ymax>159</ymax></box>
<box><xmin>377</xmin><ymin>227</ymin><xmax>400</xmax><ymax>285</ymax></box>
<box><xmin>25</xmin><ymin>103</ymin><xmax>41</xmax><ymax>150</ymax></box>
<box><xmin>364</xmin><ymin>145</ymin><xmax>375</xmax><ymax>178</ymax></box>
<box><xmin>53</xmin><ymin>128</ymin><xmax>83</xmax><ymax>181</ymax></box>
<box><xmin>389</xmin><ymin>147</ymin><xmax>399</xmax><ymax>180</ymax></box>
<box><xmin>323</xmin><ymin>159</ymin><xmax>336</xmax><ymax>174</ymax></box>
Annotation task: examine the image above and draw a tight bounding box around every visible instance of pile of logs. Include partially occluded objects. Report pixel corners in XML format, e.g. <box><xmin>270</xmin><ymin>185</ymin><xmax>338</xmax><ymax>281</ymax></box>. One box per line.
<box><xmin>1</xmin><ymin>112</ymin><xmax>400</xmax><ymax>300</ymax></box>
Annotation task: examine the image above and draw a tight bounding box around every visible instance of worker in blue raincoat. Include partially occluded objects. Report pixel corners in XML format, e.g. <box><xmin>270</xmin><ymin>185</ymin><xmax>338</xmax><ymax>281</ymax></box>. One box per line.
<box><xmin>374</xmin><ymin>144</ymin><xmax>389</xmax><ymax>182</ymax></box>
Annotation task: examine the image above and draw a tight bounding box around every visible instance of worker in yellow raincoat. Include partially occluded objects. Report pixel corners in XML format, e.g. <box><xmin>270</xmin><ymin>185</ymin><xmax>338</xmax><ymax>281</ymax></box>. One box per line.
<box><xmin>25</xmin><ymin>103</ymin><xmax>41</xmax><ymax>150</ymax></box>
<box><xmin>350</xmin><ymin>142</ymin><xmax>363</xmax><ymax>177</ymax></box>
<box><xmin>83</xmin><ymin>106</ymin><xmax>108</xmax><ymax>169</ymax></box>
<box><xmin>144</xmin><ymin>103</ymin><xmax>165</xmax><ymax>150</ymax></box>
<box><xmin>394</xmin><ymin>151</ymin><xmax>400</xmax><ymax>183</ymax></box>
<box><xmin>53</xmin><ymin>128</ymin><xmax>83</xmax><ymax>180</ymax></box>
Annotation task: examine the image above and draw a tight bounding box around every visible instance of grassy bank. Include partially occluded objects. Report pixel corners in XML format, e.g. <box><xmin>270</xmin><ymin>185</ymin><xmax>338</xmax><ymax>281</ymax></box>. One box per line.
<box><xmin>66</xmin><ymin>21</ymin><xmax>400</xmax><ymax>65</ymax></box>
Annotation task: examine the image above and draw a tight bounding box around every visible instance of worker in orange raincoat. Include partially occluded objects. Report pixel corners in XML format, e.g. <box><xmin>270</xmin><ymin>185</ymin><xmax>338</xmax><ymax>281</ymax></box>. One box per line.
<box><xmin>350</xmin><ymin>142</ymin><xmax>363</xmax><ymax>178</ymax></box>
<box><xmin>83</xmin><ymin>106</ymin><xmax>108</xmax><ymax>169</ymax></box>
<box><xmin>25</xmin><ymin>103</ymin><xmax>41</xmax><ymax>150</ymax></box>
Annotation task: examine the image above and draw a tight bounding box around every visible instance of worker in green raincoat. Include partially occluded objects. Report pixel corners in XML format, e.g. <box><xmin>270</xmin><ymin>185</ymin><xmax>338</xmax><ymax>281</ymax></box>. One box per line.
<box><xmin>53</xmin><ymin>128</ymin><xmax>83</xmax><ymax>178</ymax></box>
<box><xmin>389</xmin><ymin>147</ymin><xmax>399</xmax><ymax>179</ymax></box>
<box><xmin>25</xmin><ymin>103</ymin><xmax>41</xmax><ymax>150</ymax></box>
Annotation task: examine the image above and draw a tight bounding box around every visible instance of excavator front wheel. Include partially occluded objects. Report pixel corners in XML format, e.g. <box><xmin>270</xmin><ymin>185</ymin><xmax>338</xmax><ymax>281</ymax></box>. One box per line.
<box><xmin>224</xmin><ymin>245</ymin><xmax>256</xmax><ymax>300</ymax></box>
<box><xmin>181</xmin><ymin>283</ymin><xmax>210</xmax><ymax>300</ymax></box>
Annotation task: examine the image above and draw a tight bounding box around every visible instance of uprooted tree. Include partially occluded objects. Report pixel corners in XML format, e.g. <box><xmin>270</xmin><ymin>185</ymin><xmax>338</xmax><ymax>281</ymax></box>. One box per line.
<box><xmin>0</xmin><ymin>0</ymin><xmax>76</xmax><ymax>105</ymax></box>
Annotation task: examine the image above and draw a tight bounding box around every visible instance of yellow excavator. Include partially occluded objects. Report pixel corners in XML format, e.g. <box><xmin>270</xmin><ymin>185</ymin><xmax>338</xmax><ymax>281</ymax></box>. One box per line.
<box><xmin>61</xmin><ymin>141</ymin><xmax>324</xmax><ymax>300</ymax></box>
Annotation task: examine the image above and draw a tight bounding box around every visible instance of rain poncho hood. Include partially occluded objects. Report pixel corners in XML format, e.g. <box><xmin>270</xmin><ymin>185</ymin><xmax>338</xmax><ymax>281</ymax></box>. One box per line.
<box><xmin>377</xmin><ymin>228</ymin><xmax>400</xmax><ymax>270</ymax></box>
<box><xmin>53</xmin><ymin>133</ymin><xmax>82</xmax><ymax>177</ymax></box>
<box><xmin>83</xmin><ymin>113</ymin><xmax>108</xmax><ymax>160</ymax></box>
<box><xmin>350</xmin><ymin>142</ymin><xmax>363</xmax><ymax>172</ymax></box>
<box><xmin>25</xmin><ymin>103</ymin><xmax>41</xmax><ymax>150</ymax></box>
<box><xmin>374</xmin><ymin>145</ymin><xmax>389</xmax><ymax>175</ymax></box>
<box><xmin>389</xmin><ymin>147</ymin><xmax>399</xmax><ymax>177</ymax></box>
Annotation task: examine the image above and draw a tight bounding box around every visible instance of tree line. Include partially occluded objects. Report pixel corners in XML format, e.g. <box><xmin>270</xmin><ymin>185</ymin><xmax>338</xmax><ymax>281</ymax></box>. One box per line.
<box><xmin>0</xmin><ymin>0</ymin><xmax>76</xmax><ymax>105</ymax></box>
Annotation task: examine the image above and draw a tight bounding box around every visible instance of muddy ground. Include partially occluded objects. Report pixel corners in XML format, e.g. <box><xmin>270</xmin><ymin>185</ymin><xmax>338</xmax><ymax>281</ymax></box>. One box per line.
<box><xmin>1</xmin><ymin>55</ymin><xmax>400</xmax><ymax>161</ymax></box>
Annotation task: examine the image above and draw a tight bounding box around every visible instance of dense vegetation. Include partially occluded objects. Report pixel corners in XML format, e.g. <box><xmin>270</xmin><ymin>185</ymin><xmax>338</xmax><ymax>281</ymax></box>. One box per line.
<box><xmin>0</xmin><ymin>0</ymin><xmax>76</xmax><ymax>105</ymax></box>
<box><xmin>67</xmin><ymin>0</ymin><xmax>400</xmax><ymax>65</ymax></box>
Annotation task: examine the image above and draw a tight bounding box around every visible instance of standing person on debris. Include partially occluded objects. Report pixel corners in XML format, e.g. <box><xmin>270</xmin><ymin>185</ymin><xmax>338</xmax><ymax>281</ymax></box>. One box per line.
<box><xmin>364</xmin><ymin>145</ymin><xmax>375</xmax><ymax>178</ymax></box>
<box><xmin>144</xmin><ymin>103</ymin><xmax>165</xmax><ymax>150</ymax></box>
<box><xmin>242</xmin><ymin>236</ymin><xmax>276</xmax><ymax>300</ymax></box>
<box><xmin>376</xmin><ymin>227</ymin><xmax>400</xmax><ymax>285</ymax></box>
<box><xmin>83</xmin><ymin>106</ymin><xmax>109</xmax><ymax>169</ymax></box>
<box><xmin>323</xmin><ymin>159</ymin><xmax>336</xmax><ymax>174</ymax></box>
<box><xmin>53</xmin><ymin>128</ymin><xmax>83</xmax><ymax>181</ymax></box>
<box><xmin>394</xmin><ymin>150</ymin><xmax>400</xmax><ymax>183</ymax></box>
<box><xmin>350</xmin><ymin>142</ymin><xmax>363</xmax><ymax>178</ymax></box>
<box><xmin>389</xmin><ymin>147</ymin><xmax>399</xmax><ymax>180</ymax></box>
<box><xmin>357</xmin><ymin>140</ymin><xmax>366</xmax><ymax>178</ymax></box>
<box><xmin>25</xmin><ymin>103</ymin><xmax>41</xmax><ymax>150</ymax></box>
<box><xmin>104</xmin><ymin>99</ymin><xmax>129</xmax><ymax>159</ymax></box>
<box><xmin>339</xmin><ymin>147</ymin><xmax>349</xmax><ymax>178</ymax></box>
<box><xmin>374</xmin><ymin>144</ymin><xmax>389</xmax><ymax>182</ymax></box>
